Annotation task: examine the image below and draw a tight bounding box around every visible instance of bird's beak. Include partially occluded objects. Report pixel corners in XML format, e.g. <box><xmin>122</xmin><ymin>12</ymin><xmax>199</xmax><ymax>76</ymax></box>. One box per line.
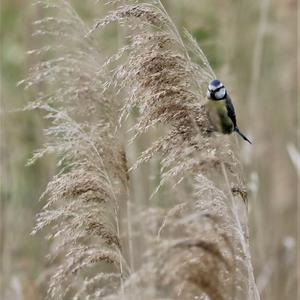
<box><xmin>207</xmin><ymin>90</ymin><xmax>211</xmax><ymax>99</ymax></box>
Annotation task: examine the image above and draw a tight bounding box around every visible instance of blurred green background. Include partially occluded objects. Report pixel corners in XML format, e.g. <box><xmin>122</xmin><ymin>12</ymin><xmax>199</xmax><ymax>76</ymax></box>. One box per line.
<box><xmin>0</xmin><ymin>0</ymin><xmax>298</xmax><ymax>299</ymax></box>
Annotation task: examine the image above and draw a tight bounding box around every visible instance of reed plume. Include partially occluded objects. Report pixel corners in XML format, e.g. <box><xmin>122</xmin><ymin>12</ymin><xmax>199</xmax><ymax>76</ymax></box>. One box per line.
<box><xmin>23</xmin><ymin>0</ymin><xmax>259</xmax><ymax>299</ymax></box>
<box><xmin>20</xmin><ymin>1</ymin><xmax>129</xmax><ymax>298</ymax></box>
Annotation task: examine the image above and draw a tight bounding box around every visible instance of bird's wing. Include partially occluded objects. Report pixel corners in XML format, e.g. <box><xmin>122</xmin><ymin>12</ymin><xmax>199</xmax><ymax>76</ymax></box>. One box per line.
<box><xmin>225</xmin><ymin>95</ymin><xmax>237</xmax><ymax>128</ymax></box>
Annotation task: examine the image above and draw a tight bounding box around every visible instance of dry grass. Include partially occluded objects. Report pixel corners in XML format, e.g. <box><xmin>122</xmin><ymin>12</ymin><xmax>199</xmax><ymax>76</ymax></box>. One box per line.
<box><xmin>21</xmin><ymin>0</ymin><xmax>260</xmax><ymax>299</ymax></box>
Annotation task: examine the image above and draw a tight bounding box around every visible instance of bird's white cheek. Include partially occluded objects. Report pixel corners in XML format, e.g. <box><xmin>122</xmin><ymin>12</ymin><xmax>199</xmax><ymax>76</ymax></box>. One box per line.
<box><xmin>215</xmin><ymin>88</ymin><xmax>226</xmax><ymax>99</ymax></box>
<box><xmin>207</xmin><ymin>90</ymin><xmax>211</xmax><ymax>98</ymax></box>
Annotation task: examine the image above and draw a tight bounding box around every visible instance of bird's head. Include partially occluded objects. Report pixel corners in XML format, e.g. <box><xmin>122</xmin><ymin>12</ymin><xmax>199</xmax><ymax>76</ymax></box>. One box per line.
<box><xmin>207</xmin><ymin>79</ymin><xmax>227</xmax><ymax>100</ymax></box>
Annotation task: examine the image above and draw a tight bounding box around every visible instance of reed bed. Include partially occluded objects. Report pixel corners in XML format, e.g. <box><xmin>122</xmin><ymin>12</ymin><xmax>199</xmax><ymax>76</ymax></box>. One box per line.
<box><xmin>21</xmin><ymin>0</ymin><xmax>260</xmax><ymax>299</ymax></box>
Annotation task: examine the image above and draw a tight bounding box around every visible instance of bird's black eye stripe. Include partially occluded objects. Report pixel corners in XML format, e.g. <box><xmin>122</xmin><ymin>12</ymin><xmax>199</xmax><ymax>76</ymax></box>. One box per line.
<box><xmin>213</xmin><ymin>85</ymin><xmax>224</xmax><ymax>93</ymax></box>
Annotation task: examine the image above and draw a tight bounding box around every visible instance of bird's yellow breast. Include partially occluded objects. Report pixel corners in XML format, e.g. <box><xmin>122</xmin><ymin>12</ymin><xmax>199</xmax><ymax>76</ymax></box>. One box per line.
<box><xmin>206</xmin><ymin>100</ymin><xmax>234</xmax><ymax>134</ymax></box>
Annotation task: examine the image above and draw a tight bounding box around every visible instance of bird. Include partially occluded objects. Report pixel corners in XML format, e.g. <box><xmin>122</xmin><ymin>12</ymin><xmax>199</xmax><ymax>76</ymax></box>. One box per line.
<box><xmin>205</xmin><ymin>79</ymin><xmax>252</xmax><ymax>144</ymax></box>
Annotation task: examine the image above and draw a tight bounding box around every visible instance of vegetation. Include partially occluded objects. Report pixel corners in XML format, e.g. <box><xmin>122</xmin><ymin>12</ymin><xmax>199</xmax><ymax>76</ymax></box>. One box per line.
<box><xmin>1</xmin><ymin>0</ymin><xmax>297</xmax><ymax>299</ymax></box>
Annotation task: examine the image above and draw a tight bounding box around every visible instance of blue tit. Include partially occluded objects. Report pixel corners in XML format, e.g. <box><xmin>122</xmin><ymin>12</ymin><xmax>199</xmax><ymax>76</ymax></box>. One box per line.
<box><xmin>206</xmin><ymin>79</ymin><xmax>252</xmax><ymax>144</ymax></box>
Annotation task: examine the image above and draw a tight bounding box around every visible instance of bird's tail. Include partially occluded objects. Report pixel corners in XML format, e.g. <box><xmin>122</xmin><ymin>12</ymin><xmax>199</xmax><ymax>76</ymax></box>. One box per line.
<box><xmin>234</xmin><ymin>127</ymin><xmax>252</xmax><ymax>144</ymax></box>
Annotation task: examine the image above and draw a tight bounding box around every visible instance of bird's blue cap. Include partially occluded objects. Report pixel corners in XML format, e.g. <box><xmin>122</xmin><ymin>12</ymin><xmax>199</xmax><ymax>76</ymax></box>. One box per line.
<box><xmin>208</xmin><ymin>79</ymin><xmax>223</xmax><ymax>91</ymax></box>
